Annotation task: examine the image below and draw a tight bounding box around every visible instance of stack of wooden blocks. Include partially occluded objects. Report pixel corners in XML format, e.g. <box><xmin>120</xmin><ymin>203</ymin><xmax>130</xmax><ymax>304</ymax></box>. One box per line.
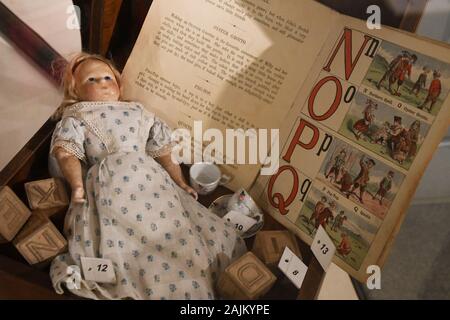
<box><xmin>0</xmin><ymin>178</ymin><xmax>69</xmax><ymax>265</ymax></box>
<box><xmin>217</xmin><ymin>230</ymin><xmax>302</xmax><ymax>300</ymax></box>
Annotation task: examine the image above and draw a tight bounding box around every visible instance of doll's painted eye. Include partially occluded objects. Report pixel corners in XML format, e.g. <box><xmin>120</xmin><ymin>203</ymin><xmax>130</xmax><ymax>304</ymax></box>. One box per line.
<box><xmin>104</xmin><ymin>76</ymin><xmax>112</xmax><ymax>81</ymax></box>
<box><xmin>88</xmin><ymin>77</ymin><xmax>96</xmax><ymax>82</ymax></box>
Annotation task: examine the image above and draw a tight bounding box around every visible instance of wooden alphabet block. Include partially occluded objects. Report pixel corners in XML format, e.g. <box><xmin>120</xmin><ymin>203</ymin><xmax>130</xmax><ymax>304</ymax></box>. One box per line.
<box><xmin>252</xmin><ymin>230</ymin><xmax>301</xmax><ymax>268</ymax></box>
<box><xmin>217</xmin><ymin>252</ymin><xmax>276</xmax><ymax>300</ymax></box>
<box><xmin>24</xmin><ymin>178</ymin><xmax>69</xmax><ymax>210</ymax></box>
<box><xmin>0</xmin><ymin>186</ymin><xmax>32</xmax><ymax>242</ymax></box>
<box><xmin>13</xmin><ymin>212</ymin><xmax>67</xmax><ymax>265</ymax></box>
<box><xmin>34</xmin><ymin>206</ymin><xmax>67</xmax><ymax>219</ymax></box>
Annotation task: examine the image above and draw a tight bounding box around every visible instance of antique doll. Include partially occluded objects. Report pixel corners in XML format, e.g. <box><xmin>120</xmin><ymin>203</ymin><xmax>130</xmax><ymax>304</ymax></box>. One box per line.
<box><xmin>49</xmin><ymin>53</ymin><xmax>246</xmax><ymax>300</ymax></box>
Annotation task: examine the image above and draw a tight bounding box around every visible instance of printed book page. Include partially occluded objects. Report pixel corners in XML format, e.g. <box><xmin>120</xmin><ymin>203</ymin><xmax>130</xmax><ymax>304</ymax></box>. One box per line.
<box><xmin>121</xmin><ymin>0</ymin><xmax>339</xmax><ymax>190</ymax></box>
<box><xmin>251</xmin><ymin>14</ymin><xmax>450</xmax><ymax>282</ymax></box>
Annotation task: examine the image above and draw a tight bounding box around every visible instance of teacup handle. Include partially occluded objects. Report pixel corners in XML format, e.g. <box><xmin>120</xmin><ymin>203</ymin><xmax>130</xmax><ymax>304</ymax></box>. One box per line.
<box><xmin>219</xmin><ymin>174</ymin><xmax>231</xmax><ymax>185</ymax></box>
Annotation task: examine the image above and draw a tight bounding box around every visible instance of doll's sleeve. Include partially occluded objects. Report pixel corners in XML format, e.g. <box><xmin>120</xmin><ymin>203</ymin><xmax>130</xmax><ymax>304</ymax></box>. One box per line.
<box><xmin>50</xmin><ymin>116</ymin><xmax>87</xmax><ymax>162</ymax></box>
<box><xmin>146</xmin><ymin>116</ymin><xmax>176</xmax><ymax>158</ymax></box>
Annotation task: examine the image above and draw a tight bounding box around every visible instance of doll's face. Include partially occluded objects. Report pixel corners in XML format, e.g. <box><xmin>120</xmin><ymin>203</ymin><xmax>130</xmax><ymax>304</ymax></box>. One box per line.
<box><xmin>74</xmin><ymin>59</ymin><xmax>120</xmax><ymax>102</ymax></box>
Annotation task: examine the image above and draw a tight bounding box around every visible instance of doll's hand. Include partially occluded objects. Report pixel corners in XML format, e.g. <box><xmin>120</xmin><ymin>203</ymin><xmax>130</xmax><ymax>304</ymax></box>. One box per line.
<box><xmin>181</xmin><ymin>184</ymin><xmax>198</xmax><ymax>200</ymax></box>
<box><xmin>72</xmin><ymin>186</ymin><xmax>86</xmax><ymax>204</ymax></box>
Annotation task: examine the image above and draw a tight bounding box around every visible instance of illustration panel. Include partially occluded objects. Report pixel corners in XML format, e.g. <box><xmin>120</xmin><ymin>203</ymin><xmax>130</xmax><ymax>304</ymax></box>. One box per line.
<box><xmin>339</xmin><ymin>92</ymin><xmax>430</xmax><ymax>169</ymax></box>
<box><xmin>295</xmin><ymin>185</ymin><xmax>380</xmax><ymax>270</ymax></box>
<box><xmin>362</xmin><ymin>41</ymin><xmax>450</xmax><ymax>116</ymax></box>
<box><xmin>316</xmin><ymin>138</ymin><xmax>405</xmax><ymax>219</ymax></box>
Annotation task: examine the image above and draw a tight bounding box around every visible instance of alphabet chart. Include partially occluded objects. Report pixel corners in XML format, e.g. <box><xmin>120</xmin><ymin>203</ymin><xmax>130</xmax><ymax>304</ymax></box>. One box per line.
<box><xmin>253</xmin><ymin>23</ymin><xmax>450</xmax><ymax>282</ymax></box>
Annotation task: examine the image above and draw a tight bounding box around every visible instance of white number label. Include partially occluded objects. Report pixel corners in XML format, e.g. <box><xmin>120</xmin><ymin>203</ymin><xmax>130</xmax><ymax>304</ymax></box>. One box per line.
<box><xmin>278</xmin><ymin>247</ymin><xmax>307</xmax><ymax>289</ymax></box>
<box><xmin>311</xmin><ymin>225</ymin><xmax>336</xmax><ymax>271</ymax></box>
<box><xmin>80</xmin><ymin>257</ymin><xmax>116</xmax><ymax>284</ymax></box>
<box><xmin>223</xmin><ymin>210</ymin><xmax>257</xmax><ymax>234</ymax></box>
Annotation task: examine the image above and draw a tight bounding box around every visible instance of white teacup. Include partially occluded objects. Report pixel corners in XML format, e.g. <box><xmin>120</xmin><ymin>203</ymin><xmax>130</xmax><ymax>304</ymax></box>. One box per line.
<box><xmin>189</xmin><ymin>163</ymin><xmax>230</xmax><ymax>195</ymax></box>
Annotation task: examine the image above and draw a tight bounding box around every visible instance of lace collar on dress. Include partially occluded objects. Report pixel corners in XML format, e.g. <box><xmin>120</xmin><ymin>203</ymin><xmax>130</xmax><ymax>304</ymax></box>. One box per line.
<box><xmin>63</xmin><ymin>100</ymin><xmax>145</xmax><ymax>115</ymax></box>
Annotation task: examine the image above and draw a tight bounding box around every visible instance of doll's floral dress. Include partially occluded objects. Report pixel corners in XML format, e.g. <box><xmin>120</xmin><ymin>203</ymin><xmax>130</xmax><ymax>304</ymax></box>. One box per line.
<box><xmin>48</xmin><ymin>101</ymin><xmax>246</xmax><ymax>300</ymax></box>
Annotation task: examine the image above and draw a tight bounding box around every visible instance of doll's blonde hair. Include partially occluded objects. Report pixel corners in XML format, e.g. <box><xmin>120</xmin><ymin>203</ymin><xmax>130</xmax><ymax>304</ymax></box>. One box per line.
<box><xmin>52</xmin><ymin>52</ymin><xmax>122</xmax><ymax>120</ymax></box>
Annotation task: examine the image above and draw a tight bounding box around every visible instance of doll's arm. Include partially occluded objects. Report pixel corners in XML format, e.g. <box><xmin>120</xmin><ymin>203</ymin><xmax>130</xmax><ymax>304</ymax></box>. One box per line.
<box><xmin>54</xmin><ymin>147</ymin><xmax>85</xmax><ymax>203</ymax></box>
<box><xmin>156</xmin><ymin>154</ymin><xmax>198</xmax><ymax>200</ymax></box>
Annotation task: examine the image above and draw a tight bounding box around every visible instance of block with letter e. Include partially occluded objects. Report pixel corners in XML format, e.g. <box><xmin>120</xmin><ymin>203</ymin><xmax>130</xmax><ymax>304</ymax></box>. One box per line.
<box><xmin>252</xmin><ymin>230</ymin><xmax>301</xmax><ymax>270</ymax></box>
<box><xmin>217</xmin><ymin>252</ymin><xmax>276</xmax><ymax>300</ymax></box>
<box><xmin>24</xmin><ymin>178</ymin><xmax>69</xmax><ymax>210</ymax></box>
<box><xmin>13</xmin><ymin>211</ymin><xmax>67</xmax><ymax>265</ymax></box>
<box><xmin>0</xmin><ymin>186</ymin><xmax>32</xmax><ymax>243</ymax></box>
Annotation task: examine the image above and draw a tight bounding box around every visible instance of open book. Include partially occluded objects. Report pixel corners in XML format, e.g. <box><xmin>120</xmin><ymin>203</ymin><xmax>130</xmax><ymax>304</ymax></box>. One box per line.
<box><xmin>121</xmin><ymin>0</ymin><xmax>450</xmax><ymax>282</ymax></box>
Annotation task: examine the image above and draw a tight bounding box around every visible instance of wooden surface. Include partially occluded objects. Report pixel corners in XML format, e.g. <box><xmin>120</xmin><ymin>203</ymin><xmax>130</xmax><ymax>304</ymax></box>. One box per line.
<box><xmin>0</xmin><ymin>255</ymin><xmax>73</xmax><ymax>299</ymax></box>
<box><xmin>82</xmin><ymin>0</ymin><xmax>123</xmax><ymax>55</ymax></box>
<box><xmin>100</xmin><ymin>0</ymin><xmax>123</xmax><ymax>55</ymax></box>
<box><xmin>297</xmin><ymin>257</ymin><xmax>326</xmax><ymax>300</ymax></box>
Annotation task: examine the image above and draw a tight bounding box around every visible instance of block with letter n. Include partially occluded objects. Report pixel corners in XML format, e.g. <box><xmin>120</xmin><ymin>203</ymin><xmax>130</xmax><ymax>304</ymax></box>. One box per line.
<box><xmin>13</xmin><ymin>212</ymin><xmax>67</xmax><ymax>265</ymax></box>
